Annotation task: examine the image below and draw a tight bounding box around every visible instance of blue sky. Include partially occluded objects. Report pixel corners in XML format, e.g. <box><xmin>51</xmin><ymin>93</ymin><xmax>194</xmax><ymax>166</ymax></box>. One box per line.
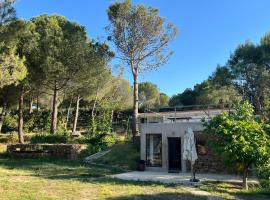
<box><xmin>15</xmin><ymin>0</ymin><xmax>270</xmax><ymax>96</ymax></box>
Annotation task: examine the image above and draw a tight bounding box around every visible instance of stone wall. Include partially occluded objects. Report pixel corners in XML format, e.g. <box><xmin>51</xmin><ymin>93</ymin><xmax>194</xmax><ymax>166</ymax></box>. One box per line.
<box><xmin>186</xmin><ymin>132</ymin><xmax>233</xmax><ymax>173</ymax></box>
<box><xmin>7</xmin><ymin>144</ymin><xmax>82</xmax><ymax>160</ymax></box>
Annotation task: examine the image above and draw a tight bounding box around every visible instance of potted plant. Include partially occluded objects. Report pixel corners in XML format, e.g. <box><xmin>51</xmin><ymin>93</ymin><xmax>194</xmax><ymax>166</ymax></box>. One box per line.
<box><xmin>138</xmin><ymin>160</ymin><xmax>145</xmax><ymax>171</ymax></box>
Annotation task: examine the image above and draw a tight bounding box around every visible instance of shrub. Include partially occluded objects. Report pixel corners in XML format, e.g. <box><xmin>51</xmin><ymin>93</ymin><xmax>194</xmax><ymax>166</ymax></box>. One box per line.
<box><xmin>257</xmin><ymin>165</ymin><xmax>270</xmax><ymax>189</ymax></box>
<box><xmin>0</xmin><ymin>132</ymin><xmax>18</xmax><ymax>143</ymax></box>
<box><xmin>86</xmin><ymin>133</ymin><xmax>119</xmax><ymax>155</ymax></box>
<box><xmin>6</xmin><ymin>131</ymin><xmax>19</xmax><ymax>143</ymax></box>
<box><xmin>30</xmin><ymin>134</ymin><xmax>68</xmax><ymax>144</ymax></box>
<box><xmin>2</xmin><ymin>113</ymin><xmax>17</xmax><ymax>132</ymax></box>
<box><xmin>24</xmin><ymin>110</ymin><xmax>51</xmax><ymax>132</ymax></box>
<box><xmin>257</xmin><ymin>165</ymin><xmax>270</xmax><ymax>180</ymax></box>
<box><xmin>259</xmin><ymin>179</ymin><xmax>270</xmax><ymax>189</ymax></box>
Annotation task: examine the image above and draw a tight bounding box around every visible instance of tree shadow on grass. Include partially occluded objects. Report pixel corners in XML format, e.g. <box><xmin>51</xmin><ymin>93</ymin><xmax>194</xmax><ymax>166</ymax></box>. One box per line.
<box><xmin>200</xmin><ymin>181</ymin><xmax>270</xmax><ymax>200</ymax></box>
<box><xmin>1</xmin><ymin>156</ymin><xmax>268</xmax><ymax>200</ymax></box>
<box><xmin>105</xmin><ymin>192</ymin><xmax>207</xmax><ymax>200</ymax></box>
<box><xmin>0</xmin><ymin>155</ymin><xmax>188</xmax><ymax>189</ymax></box>
<box><xmin>0</xmin><ymin>155</ymin><xmax>125</xmax><ymax>179</ymax></box>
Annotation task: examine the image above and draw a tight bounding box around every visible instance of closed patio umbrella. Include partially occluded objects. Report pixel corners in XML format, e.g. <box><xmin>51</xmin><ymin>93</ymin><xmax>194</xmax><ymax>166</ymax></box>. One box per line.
<box><xmin>183</xmin><ymin>127</ymin><xmax>199</xmax><ymax>182</ymax></box>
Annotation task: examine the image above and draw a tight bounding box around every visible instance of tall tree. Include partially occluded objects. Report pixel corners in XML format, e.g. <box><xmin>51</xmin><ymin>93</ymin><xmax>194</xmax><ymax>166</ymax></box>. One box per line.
<box><xmin>0</xmin><ymin>19</ymin><xmax>36</xmax><ymax>143</ymax></box>
<box><xmin>0</xmin><ymin>84</ymin><xmax>18</xmax><ymax>132</ymax></box>
<box><xmin>0</xmin><ymin>47</ymin><xmax>27</xmax><ymax>88</ymax></box>
<box><xmin>194</xmin><ymin>79</ymin><xmax>241</xmax><ymax>105</ymax></box>
<box><xmin>212</xmin><ymin>42</ymin><xmax>270</xmax><ymax>114</ymax></box>
<box><xmin>158</xmin><ymin>93</ymin><xmax>169</xmax><ymax>107</ymax></box>
<box><xmin>70</xmin><ymin>42</ymin><xmax>113</xmax><ymax>135</ymax></box>
<box><xmin>31</xmin><ymin>14</ymin><xmax>90</xmax><ymax>134</ymax></box>
<box><xmin>138</xmin><ymin>82</ymin><xmax>160</xmax><ymax>109</ymax></box>
<box><xmin>169</xmin><ymin>88</ymin><xmax>196</xmax><ymax>107</ymax></box>
<box><xmin>107</xmin><ymin>0</ymin><xmax>177</xmax><ymax>139</ymax></box>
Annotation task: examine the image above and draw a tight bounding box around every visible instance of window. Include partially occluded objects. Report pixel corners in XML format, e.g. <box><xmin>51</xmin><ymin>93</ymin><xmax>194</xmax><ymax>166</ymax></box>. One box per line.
<box><xmin>146</xmin><ymin>134</ymin><xmax>162</xmax><ymax>167</ymax></box>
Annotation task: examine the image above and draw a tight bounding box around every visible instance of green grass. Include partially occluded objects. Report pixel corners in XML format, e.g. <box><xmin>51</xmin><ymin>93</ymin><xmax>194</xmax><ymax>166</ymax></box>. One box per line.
<box><xmin>0</xmin><ymin>142</ymin><xmax>206</xmax><ymax>200</ymax></box>
<box><xmin>0</xmin><ymin>157</ymin><xmax>206</xmax><ymax>200</ymax></box>
<box><xmin>0</xmin><ymin>142</ymin><xmax>268</xmax><ymax>200</ymax></box>
<box><xmin>199</xmin><ymin>181</ymin><xmax>270</xmax><ymax>200</ymax></box>
<box><xmin>94</xmin><ymin>141</ymin><xmax>140</xmax><ymax>170</ymax></box>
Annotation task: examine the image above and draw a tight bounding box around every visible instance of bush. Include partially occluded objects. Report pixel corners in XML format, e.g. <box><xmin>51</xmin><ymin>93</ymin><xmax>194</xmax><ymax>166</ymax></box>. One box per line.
<box><xmin>6</xmin><ymin>131</ymin><xmax>19</xmax><ymax>143</ymax></box>
<box><xmin>257</xmin><ymin>165</ymin><xmax>270</xmax><ymax>189</ymax></box>
<box><xmin>86</xmin><ymin>133</ymin><xmax>119</xmax><ymax>155</ymax></box>
<box><xmin>30</xmin><ymin>134</ymin><xmax>68</xmax><ymax>144</ymax></box>
<box><xmin>257</xmin><ymin>165</ymin><xmax>270</xmax><ymax>180</ymax></box>
<box><xmin>0</xmin><ymin>132</ymin><xmax>18</xmax><ymax>143</ymax></box>
<box><xmin>2</xmin><ymin>113</ymin><xmax>17</xmax><ymax>132</ymax></box>
<box><xmin>24</xmin><ymin>110</ymin><xmax>51</xmax><ymax>132</ymax></box>
<box><xmin>259</xmin><ymin>179</ymin><xmax>270</xmax><ymax>189</ymax></box>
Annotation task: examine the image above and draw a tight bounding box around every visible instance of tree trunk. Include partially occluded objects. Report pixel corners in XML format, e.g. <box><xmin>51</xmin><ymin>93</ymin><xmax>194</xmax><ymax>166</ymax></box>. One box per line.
<box><xmin>18</xmin><ymin>87</ymin><xmax>24</xmax><ymax>144</ymax></box>
<box><xmin>29</xmin><ymin>96</ymin><xmax>33</xmax><ymax>114</ymax></box>
<box><xmin>36</xmin><ymin>92</ymin><xmax>39</xmax><ymax>111</ymax></box>
<box><xmin>72</xmin><ymin>95</ymin><xmax>80</xmax><ymax>135</ymax></box>
<box><xmin>64</xmin><ymin>99</ymin><xmax>72</xmax><ymax>131</ymax></box>
<box><xmin>132</xmin><ymin>70</ymin><xmax>139</xmax><ymax>142</ymax></box>
<box><xmin>0</xmin><ymin>101</ymin><xmax>7</xmax><ymax>132</ymax></box>
<box><xmin>50</xmin><ymin>85</ymin><xmax>58</xmax><ymax>134</ymax></box>
<box><xmin>243</xmin><ymin>167</ymin><xmax>249</xmax><ymax>190</ymax></box>
<box><xmin>111</xmin><ymin>109</ymin><xmax>114</xmax><ymax>132</ymax></box>
<box><xmin>91</xmin><ymin>87</ymin><xmax>99</xmax><ymax>118</ymax></box>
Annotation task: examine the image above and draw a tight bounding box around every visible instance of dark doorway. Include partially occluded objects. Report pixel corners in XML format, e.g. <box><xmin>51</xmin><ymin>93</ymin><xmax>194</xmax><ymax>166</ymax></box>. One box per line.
<box><xmin>168</xmin><ymin>137</ymin><xmax>181</xmax><ymax>173</ymax></box>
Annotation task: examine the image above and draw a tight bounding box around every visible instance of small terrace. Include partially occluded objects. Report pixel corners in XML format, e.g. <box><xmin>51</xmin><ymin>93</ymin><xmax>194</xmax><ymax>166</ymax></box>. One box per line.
<box><xmin>139</xmin><ymin>102</ymin><xmax>231</xmax><ymax>124</ymax></box>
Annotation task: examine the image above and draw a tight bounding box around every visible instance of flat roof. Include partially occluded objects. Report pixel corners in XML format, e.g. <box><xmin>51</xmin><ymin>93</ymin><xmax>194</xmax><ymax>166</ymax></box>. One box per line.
<box><xmin>138</xmin><ymin>109</ymin><xmax>229</xmax><ymax>119</ymax></box>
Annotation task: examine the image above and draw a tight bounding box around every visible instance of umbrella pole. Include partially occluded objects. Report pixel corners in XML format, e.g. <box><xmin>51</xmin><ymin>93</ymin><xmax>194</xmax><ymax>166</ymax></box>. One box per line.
<box><xmin>191</xmin><ymin>162</ymin><xmax>193</xmax><ymax>181</ymax></box>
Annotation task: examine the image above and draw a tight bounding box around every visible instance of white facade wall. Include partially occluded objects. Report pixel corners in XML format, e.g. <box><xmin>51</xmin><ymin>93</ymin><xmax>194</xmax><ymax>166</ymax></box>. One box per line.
<box><xmin>140</xmin><ymin>122</ymin><xmax>204</xmax><ymax>172</ymax></box>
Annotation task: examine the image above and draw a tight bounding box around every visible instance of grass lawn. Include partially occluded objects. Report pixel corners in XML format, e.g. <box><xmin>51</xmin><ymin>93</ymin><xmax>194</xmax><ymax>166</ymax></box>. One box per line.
<box><xmin>199</xmin><ymin>181</ymin><xmax>270</xmax><ymax>200</ymax></box>
<box><xmin>0</xmin><ymin>142</ymin><xmax>269</xmax><ymax>200</ymax></box>
<box><xmin>94</xmin><ymin>141</ymin><xmax>140</xmax><ymax>170</ymax></box>
<box><xmin>0</xmin><ymin>143</ymin><xmax>205</xmax><ymax>200</ymax></box>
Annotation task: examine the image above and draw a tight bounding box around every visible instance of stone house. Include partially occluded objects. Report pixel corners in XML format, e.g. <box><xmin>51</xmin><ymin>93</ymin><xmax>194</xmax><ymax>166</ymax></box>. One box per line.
<box><xmin>139</xmin><ymin>107</ymin><xmax>229</xmax><ymax>173</ymax></box>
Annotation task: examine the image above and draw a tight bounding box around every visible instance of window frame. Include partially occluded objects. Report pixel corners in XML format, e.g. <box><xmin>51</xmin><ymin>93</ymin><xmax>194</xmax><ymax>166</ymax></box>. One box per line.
<box><xmin>145</xmin><ymin>133</ymin><xmax>162</xmax><ymax>167</ymax></box>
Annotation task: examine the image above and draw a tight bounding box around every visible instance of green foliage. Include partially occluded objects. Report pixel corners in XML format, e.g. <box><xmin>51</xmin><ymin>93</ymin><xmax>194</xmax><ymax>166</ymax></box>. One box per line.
<box><xmin>107</xmin><ymin>0</ymin><xmax>177</xmax><ymax>70</ymax></box>
<box><xmin>158</xmin><ymin>93</ymin><xmax>169</xmax><ymax>107</ymax></box>
<box><xmin>211</xmin><ymin>39</ymin><xmax>270</xmax><ymax>114</ymax></box>
<box><xmin>6</xmin><ymin>131</ymin><xmax>18</xmax><ymax>143</ymax></box>
<box><xmin>30</xmin><ymin>134</ymin><xmax>68</xmax><ymax>144</ymax></box>
<box><xmin>255</xmin><ymin>164</ymin><xmax>270</xmax><ymax>179</ymax></box>
<box><xmin>204</xmin><ymin>101</ymin><xmax>270</xmax><ymax>169</ymax></box>
<box><xmin>169</xmin><ymin>79</ymin><xmax>240</xmax><ymax>107</ymax></box>
<box><xmin>2</xmin><ymin>112</ymin><xmax>17</xmax><ymax>132</ymax></box>
<box><xmin>89</xmin><ymin>102</ymin><xmax>113</xmax><ymax>136</ymax></box>
<box><xmin>86</xmin><ymin>133</ymin><xmax>119</xmax><ymax>154</ymax></box>
<box><xmin>257</xmin><ymin>164</ymin><xmax>270</xmax><ymax>189</ymax></box>
<box><xmin>85</xmin><ymin>101</ymin><xmax>119</xmax><ymax>154</ymax></box>
<box><xmin>139</xmin><ymin>82</ymin><xmax>160</xmax><ymax>109</ymax></box>
<box><xmin>4</xmin><ymin>110</ymin><xmax>51</xmax><ymax>133</ymax></box>
<box><xmin>99</xmin><ymin>76</ymin><xmax>133</xmax><ymax>111</ymax></box>
<box><xmin>0</xmin><ymin>132</ymin><xmax>19</xmax><ymax>143</ymax></box>
<box><xmin>0</xmin><ymin>47</ymin><xmax>27</xmax><ymax>88</ymax></box>
<box><xmin>32</xmin><ymin>110</ymin><xmax>51</xmax><ymax>132</ymax></box>
<box><xmin>169</xmin><ymin>88</ymin><xmax>196</xmax><ymax>106</ymax></box>
<box><xmin>138</xmin><ymin>82</ymin><xmax>169</xmax><ymax>109</ymax></box>
<box><xmin>107</xmin><ymin>0</ymin><xmax>177</xmax><ymax>135</ymax></box>
<box><xmin>95</xmin><ymin>141</ymin><xmax>140</xmax><ymax>170</ymax></box>
<box><xmin>0</xmin><ymin>0</ymin><xmax>16</xmax><ymax>24</ymax></box>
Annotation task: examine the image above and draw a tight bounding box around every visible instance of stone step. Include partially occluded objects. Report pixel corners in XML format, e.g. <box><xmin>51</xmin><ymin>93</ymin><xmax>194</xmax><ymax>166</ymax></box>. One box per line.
<box><xmin>84</xmin><ymin>149</ymin><xmax>111</xmax><ymax>163</ymax></box>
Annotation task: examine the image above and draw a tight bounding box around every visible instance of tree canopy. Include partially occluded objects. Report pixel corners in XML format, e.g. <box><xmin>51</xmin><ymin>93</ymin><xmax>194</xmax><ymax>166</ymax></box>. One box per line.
<box><xmin>203</xmin><ymin>102</ymin><xmax>270</xmax><ymax>189</ymax></box>
<box><xmin>0</xmin><ymin>0</ymin><xmax>16</xmax><ymax>24</ymax></box>
<box><xmin>107</xmin><ymin>0</ymin><xmax>177</xmax><ymax>138</ymax></box>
